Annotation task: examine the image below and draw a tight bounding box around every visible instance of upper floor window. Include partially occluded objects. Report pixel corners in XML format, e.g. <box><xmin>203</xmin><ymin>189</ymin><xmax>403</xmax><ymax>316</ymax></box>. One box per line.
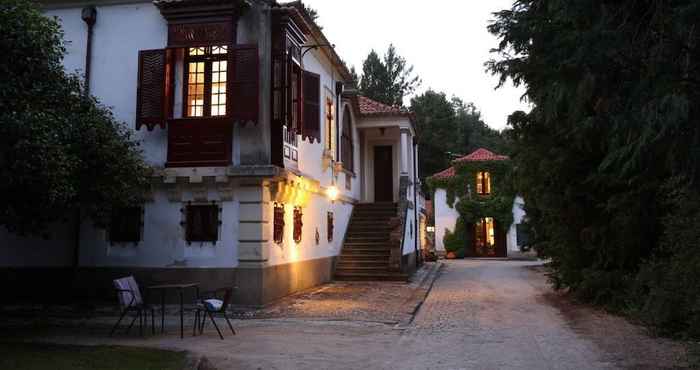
<box><xmin>185</xmin><ymin>45</ymin><xmax>228</xmax><ymax>118</ymax></box>
<box><xmin>476</xmin><ymin>171</ymin><xmax>491</xmax><ymax>195</ymax></box>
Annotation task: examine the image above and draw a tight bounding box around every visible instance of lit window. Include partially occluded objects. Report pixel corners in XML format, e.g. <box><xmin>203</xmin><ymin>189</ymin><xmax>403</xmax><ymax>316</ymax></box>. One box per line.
<box><xmin>185</xmin><ymin>45</ymin><xmax>228</xmax><ymax>118</ymax></box>
<box><xmin>476</xmin><ymin>171</ymin><xmax>491</xmax><ymax>195</ymax></box>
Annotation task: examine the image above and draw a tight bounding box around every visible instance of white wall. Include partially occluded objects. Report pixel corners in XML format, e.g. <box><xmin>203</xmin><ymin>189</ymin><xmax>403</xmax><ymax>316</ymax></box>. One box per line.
<box><xmin>433</xmin><ymin>189</ymin><xmax>459</xmax><ymax>252</ymax></box>
<box><xmin>0</xmin><ymin>225</ymin><xmax>74</xmax><ymax>267</ymax></box>
<box><xmin>507</xmin><ymin>196</ymin><xmax>526</xmax><ymax>252</ymax></box>
<box><xmin>45</xmin><ymin>2</ymin><xmax>260</xmax><ymax>168</ymax></box>
<box><xmin>266</xmin><ymin>191</ymin><xmax>353</xmax><ymax>266</ymax></box>
<box><xmin>79</xmin><ymin>189</ymin><xmax>239</xmax><ymax>268</ymax></box>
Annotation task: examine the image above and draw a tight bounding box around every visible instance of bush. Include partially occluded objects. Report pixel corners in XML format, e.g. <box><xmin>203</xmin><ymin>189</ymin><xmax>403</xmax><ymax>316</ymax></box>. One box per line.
<box><xmin>631</xmin><ymin>179</ymin><xmax>700</xmax><ymax>337</ymax></box>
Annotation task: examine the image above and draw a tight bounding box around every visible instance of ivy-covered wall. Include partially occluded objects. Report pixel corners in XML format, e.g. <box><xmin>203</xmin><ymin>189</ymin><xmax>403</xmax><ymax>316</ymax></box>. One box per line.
<box><xmin>428</xmin><ymin>159</ymin><xmax>515</xmax><ymax>254</ymax></box>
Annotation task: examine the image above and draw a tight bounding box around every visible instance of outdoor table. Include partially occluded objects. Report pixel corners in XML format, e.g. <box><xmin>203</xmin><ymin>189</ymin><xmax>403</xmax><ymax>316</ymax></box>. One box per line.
<box><xmin>147</xmin><ymin>283</ymin><xmax>199</xmax><ymax>339</ymax></box>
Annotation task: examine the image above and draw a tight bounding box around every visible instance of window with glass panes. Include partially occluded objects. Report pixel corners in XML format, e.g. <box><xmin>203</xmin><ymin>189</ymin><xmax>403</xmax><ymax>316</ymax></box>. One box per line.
<box><xmin>184</xmin><ymin>45</ymin><xmax>228</xmax><ymax>117</ymax></box>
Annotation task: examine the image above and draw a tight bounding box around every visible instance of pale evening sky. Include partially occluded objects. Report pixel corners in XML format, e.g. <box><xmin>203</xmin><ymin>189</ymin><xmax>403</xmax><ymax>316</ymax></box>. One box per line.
<box><xmin>302</xmin><ymin>0</ymin><xmax>530</xmax><ymax>131</ymax></box>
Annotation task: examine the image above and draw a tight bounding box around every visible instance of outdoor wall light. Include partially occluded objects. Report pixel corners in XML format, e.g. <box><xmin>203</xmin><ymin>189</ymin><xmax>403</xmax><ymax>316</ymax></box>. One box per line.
<box><xmin>426</xmin><ymin>226</ymin><xmax>435</xmax><ymax>233</ymax></box>
<box><xmin>326</xmin><ymin>185</ymin><xmax>339</xmax><ymax>202</ymax></box>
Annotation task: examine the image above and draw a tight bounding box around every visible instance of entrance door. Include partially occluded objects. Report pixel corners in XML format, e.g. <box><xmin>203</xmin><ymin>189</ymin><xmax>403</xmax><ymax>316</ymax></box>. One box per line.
<box><xmin>472</xmin><ymin>217</ymin><xmax>506</xmax><ymax>257</ymax></box>
<box><xmin>373</xmin><ymin>146</ymin><xmax>393</xmax><ymax>202</ymax></box>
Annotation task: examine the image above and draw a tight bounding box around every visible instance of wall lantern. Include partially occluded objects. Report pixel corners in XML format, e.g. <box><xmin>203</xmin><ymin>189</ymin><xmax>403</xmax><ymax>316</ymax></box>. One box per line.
<box><xmin>426</xmin><ymin>225</ymin><xmax>435</xmax><ymax>233</ymax></box>
<box><xmin>326</xmin><ymin>185</ymin><xmax>339</xmax><ymax>202</ymax></box>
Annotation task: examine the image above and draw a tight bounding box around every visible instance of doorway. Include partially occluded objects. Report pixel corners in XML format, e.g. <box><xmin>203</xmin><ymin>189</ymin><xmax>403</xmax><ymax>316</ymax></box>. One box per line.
<box><xmin>373</xmin><ymin>145</ymin><xmax>393</xmax><ymax>202</ymax></box>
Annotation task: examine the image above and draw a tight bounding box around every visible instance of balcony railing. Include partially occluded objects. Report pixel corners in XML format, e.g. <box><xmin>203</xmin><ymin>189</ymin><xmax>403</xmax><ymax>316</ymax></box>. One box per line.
<box><xmin>282</xmin><ymin>125</ymin><xmax>298</xmax><ymax>162</ymax></box>
<box><xmin>166</xmin><ymin>118</ymin><xmax>233</xmax><ymax>167</ymax></box>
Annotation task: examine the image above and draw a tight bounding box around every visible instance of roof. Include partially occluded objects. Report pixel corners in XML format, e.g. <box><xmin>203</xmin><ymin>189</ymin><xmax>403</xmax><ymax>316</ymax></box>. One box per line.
<box><xmin>356</xmin><ymin>96</ymin><xmax>412</xmax><ymax>117</ymax></box>
<box><xmin>429</xmin><ymin>148</ymin><xmax>509</xmax><ymax>180</ymax></box>
<box><xmin>454</xmin><ymin>148</ymin><xmax>509</xmax><ymax>162</ymax></box>
<box><xmin>430</xmin><ymin>166</ymin><xmax>455</xmax><ymax>180</ymax></box>
<box><xmin>279</xmin><ymin>1</ymin><xmax>353</xmax><ymax>82</ymax></box>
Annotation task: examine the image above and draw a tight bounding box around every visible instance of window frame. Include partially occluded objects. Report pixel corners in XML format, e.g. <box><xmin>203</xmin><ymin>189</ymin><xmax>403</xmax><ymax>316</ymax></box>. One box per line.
<box><xmin>182</xmin><ymin>45</ymin><xmax>229</xmax><ymax>119</ymax></box>
<box><xmin>184</xmin><ymin>203</ymin><xmax>221</xmax><ymax>244</ymax></box>
<box><xmin>476</xmin><ymin>171</ymin><xmax>492</xmax><ymax>195</ymax></box>
<box><xmin>108</xmin><ymin>206</ymin><xmax>144</xmax><ymax>245</ymax></box>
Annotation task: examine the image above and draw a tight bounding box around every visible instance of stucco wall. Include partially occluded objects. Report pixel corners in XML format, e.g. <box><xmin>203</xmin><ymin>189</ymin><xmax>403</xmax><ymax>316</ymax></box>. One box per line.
<box><xmin>433</xmin><ymin>189</ymin><xmax>459</xmax><ymax>252</ymax></box>
<box><xmin>0</xmin><ymin>225</ymin><xmax>74</xmax><ymax>267</ymax></box>
<box><xmin>78</xmin><ymin>189</ymin><xmax>239</xmax><ymax>269</ymax></box>
<box><xmin>507</xmin><ymin>196</ymin><xmax>526</xmax><ymax>252</ymax></box>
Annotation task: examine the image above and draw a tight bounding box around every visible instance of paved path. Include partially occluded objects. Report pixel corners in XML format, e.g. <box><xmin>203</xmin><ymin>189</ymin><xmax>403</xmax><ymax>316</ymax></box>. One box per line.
<box><xmin>28</xmin><ymin>260</ymin><xmax>687</xmax><ymax>369</ymax></box>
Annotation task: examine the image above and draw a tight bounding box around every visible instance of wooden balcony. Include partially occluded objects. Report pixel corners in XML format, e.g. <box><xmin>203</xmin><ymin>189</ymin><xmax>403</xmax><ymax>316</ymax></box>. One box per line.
<box><xmin>166</xmin><ymin>118</ymin><xmax>233</xmax><ymax>168</ymax></box>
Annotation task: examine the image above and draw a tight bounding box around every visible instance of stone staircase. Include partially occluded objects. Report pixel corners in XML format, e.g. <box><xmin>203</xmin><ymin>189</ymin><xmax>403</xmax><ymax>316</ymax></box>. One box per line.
<box><xmin>334</xmin><ymin>203</ymin><xmax>408</xmax><ymax>281</ymax></box>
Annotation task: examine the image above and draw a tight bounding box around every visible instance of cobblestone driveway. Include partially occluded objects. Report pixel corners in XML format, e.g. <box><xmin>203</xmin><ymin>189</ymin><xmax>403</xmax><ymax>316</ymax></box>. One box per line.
<box><xmin>387</xmin><ymin>259</ymin><xmax>687</xmax><ymax>369</ymax></box>
<box><xmin>15</xmin><ymin>260</ymin><xmax>688</xmax><ymax>369</ymax></box>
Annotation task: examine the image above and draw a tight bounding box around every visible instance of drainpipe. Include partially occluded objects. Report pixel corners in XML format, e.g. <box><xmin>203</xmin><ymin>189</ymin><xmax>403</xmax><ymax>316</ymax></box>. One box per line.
<box><xmin>413</xmin><ymin>139</ymin><xmax>419</xmax><ymax>267</ymax></box>
<box><xmin>81</xmin><ymin>6</ymin><xmax>97</xmax><ymax>95</ymax></box>
<box><xmin>73</xmin><ymin>6</ymin><xmax>97</xmax><ymax>273</ymax></box>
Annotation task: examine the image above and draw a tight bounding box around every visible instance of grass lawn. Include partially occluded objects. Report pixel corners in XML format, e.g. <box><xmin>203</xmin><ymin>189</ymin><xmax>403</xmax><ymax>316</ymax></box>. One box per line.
<box><xmin>0</xmin><ymin>342</ymin><xmax>188</xmax><ymax>370</ymax></box>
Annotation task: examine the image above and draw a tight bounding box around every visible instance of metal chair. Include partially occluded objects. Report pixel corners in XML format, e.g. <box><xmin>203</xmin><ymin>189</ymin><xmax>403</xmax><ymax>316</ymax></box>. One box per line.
<box><xmin>193</xmin><ymin>287</ymin><xmax>236</xmax><ymax>339</ymax></box>
<box><xmin>110</xmin><ymin>276</ymin><xmax>155</xmax><ymax>337</ymax></box>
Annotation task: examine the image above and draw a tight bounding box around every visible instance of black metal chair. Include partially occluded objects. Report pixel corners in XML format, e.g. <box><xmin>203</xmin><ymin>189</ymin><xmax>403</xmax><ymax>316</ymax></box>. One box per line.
<box><xmin>193</xmin><ymin>287</ymin><xmax>236</xmax><ymax>339</ymax></box>
<box><xmin>110</xmin><ymin>276</ymin><xmax>155</xmax><ymax>337</ymax></box>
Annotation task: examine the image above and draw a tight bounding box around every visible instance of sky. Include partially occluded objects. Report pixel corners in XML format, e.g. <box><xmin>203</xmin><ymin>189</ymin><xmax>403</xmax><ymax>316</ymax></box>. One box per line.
<box><xmin>303</xmin><ymin>0</ymin><xmax>530</xmax><ymax>131</ymax></box>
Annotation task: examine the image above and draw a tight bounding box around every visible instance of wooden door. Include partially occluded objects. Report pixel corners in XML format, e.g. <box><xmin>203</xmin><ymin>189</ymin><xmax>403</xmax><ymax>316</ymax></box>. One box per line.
<box><xmin>373</xmin><ymin>146</ymin><xmax>393</xmax><ymax>202</ymax></box>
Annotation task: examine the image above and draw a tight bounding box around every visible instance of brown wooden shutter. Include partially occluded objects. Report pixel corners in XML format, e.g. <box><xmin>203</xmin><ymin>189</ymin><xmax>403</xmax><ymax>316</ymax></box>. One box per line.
<box><xmin>302</xmin><ymin>71</ymin><xmax>320</xmax><ymax>143</ymax></box>
<box><xmin>229</xmin><ymin>44</ymin><xmax>259</xmax><ymax>125</ymax></box>
<box><xmin>136</xmin><ymin>49</ymin><xmax>169</xmax><ymax>130</ymax></box>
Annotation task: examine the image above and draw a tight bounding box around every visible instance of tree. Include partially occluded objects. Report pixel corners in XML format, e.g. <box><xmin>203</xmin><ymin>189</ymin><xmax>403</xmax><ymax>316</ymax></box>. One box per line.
<box><xmin>488</xmin><ymin>0</ymin><xmax>700</xmax><ymax>336</ymax></box>
<box><xmin>358</xmin><ymin>45</ymin><xmax>421</xmax><ymax>107</ymax></box>
<box><xmin>0</xmin><ymin>0</ymin><xmax>149</xmax><ymax>236</ymax></box>
<box><xmin>410</xmin><ymin>90</ymin><xmax>507</xmax><ymax>191</ymax></box>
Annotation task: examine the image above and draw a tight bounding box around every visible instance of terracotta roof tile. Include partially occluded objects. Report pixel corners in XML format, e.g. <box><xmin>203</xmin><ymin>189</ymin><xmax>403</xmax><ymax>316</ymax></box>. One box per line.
<box><xmin>430</xmin><ymin>166</ymin><xmax>456</xmax><ymax>180</ymax></box>
<box><xmin>357</xmin><ymin>95</ymin><xmax>410</xmax><ymax>116</ymax></box>
<box><xmin>454</xmin><ymin>148</ymin><xmax>509</xmax><ymax>162</ymax></box>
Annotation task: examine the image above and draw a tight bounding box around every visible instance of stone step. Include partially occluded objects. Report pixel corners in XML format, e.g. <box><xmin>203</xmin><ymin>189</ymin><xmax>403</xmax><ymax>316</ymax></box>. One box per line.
<box><xmin>336</xmin><ymin>261</ymin><xmax>389</xmax><ymax>269</ymax></box>
<box><xmin>338</xmin><ymin>253</ymin><xmax>390</xmax><ymax>261</ymax></box>
<box><xmin>341</xmin><ymin>247</ymin><xmax>390</xmax><ymax>254</ymax></box>
<box><xmin>334</xmin><ymin>271</ymin><xmax>408</xmax><ymax>282</ymax></box>
<box><xmin>345</xmin><ymin>237</ymin><xmax>390</xmax><ymax>243</ymax></box>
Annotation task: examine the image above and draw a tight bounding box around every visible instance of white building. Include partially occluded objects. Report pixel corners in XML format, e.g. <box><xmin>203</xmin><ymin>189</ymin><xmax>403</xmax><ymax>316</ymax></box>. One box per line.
<box><xmin>0</xmin><ymin>0</ymin><xmax>422</xmax><ymax>306</ymax></box>
<box><xmin>430</xmin><ymin>148</ymin><xmax>527</xmax><ymax>258</ymax></box>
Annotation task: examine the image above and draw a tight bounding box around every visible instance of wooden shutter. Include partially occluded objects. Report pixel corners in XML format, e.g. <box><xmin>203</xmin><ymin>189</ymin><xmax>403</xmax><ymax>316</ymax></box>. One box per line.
<box><xmin>302</xmin><ymin>71</ymin><xmax>320</xmax><ymax>143</ymax></box>
<box><xmin>230</xmin><ymin>44</ymin><xmax>259</xmax><ymax>125</ymax></box>
<box><xmin>136</xmin><ymin>49</ymin><xmax>170</xmax><ymax>130</ymax></box>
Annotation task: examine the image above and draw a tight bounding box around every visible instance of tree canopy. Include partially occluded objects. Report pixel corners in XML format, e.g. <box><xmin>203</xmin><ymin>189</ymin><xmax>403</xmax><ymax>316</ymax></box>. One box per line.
<box><xmin>0</xmin><ymin>0</ymin><xmax>149</xmax><ymax>236</ymax></box>
<box><xmin>489</xmin><ymin>0</ymin><xmax>700</xmax><ymax>336</ymax></box>
<box><xmin>410</xmin><ymin>90</ymin><xmax>507</xmax><ymax>189</ymax></box>
<box><xmin>357</xmin><ymin>45</ymin><xmax>421</xmax><ymax>107</ymax></box>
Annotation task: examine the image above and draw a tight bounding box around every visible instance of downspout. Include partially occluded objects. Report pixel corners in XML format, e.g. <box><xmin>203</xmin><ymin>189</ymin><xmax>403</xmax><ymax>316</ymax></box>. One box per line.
<box><xmin>74</xmin><ymin>6</ymin><xmax>97</xmax><ymax>271</ymax></box>
<box><xmin>82</xmin><ymin>6</ymin><xmax>97</xmax><ymax>95</ymax></box>
<box><xmin>413</xmin><ymin>139</ymin><xmax>419</xmax><ymax>267</ymax></box>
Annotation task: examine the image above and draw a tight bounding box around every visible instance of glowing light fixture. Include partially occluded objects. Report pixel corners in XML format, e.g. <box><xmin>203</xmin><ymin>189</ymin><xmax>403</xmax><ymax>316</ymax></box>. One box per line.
<box><xmin>426</xmin><ymin>226</ymin><xmax>435</xmax><ymax>233</ymax></box>
<box><xmin>326</xmin><ymin>185</ymin><xmax>339</xmax><ymax>202</ymax></box>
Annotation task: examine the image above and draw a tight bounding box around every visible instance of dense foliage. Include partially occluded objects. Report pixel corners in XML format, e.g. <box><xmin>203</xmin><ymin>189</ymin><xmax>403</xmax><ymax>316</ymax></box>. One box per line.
<box><xmin>488</xmin><ymin>0</ymin><xmax>700</xmax><ymax>337</ymax></box>
<box><xmin>428</xmin><ymin>159</ymin><xmax>514</xmax><ymax>255</ymax></box>
<box><xmin>357</xmin><ymin>45</ymin><xmax>421</xmax><ymax>107</ymax></box>
<box><xmin>411</xmin><ymin>90</ymin><xmax>508</xmax><ymax>189</ymax></box>
<box><xmin>0</xmin><ymin>0</ymin><xmax>149</xmax><ymax>235</ymax></box>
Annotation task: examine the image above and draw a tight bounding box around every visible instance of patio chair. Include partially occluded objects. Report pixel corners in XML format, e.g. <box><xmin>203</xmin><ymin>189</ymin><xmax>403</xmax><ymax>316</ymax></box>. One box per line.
<box><xmin>193</xmin><ymin>287</ymin><xmax>236</xmax><ymax>339</ymax></box>
<box><xmin>110</xmin><ymin>276</ymin><xmax>155</xmax><ymax>337</ymax></box>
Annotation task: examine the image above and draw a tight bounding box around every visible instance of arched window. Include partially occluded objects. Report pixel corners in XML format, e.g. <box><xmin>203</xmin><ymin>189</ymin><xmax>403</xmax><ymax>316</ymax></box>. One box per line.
<box><xmin>341</xmin><ymin>106</ymin><xmax>354</xmax><ymax>172</ymax></box>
